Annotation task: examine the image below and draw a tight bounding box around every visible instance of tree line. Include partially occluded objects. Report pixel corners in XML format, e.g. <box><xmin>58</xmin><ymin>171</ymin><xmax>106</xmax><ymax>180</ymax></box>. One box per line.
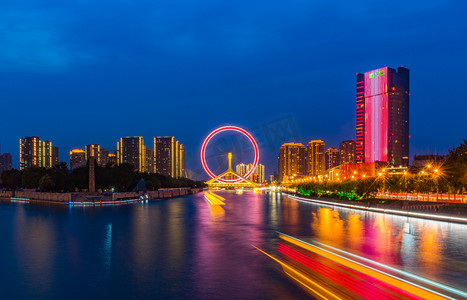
<box><xmin>0</xmin><ymin>162</ymin><xmax>205</xmax><ymax>192</ymax></box>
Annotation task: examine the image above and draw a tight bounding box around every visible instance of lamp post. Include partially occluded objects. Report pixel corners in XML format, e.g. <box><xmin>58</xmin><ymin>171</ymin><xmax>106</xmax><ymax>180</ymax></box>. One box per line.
<box><xmin>403</xmin><ymin>171</ymin><xmax>408</xmax><ymax>201</ymax></box>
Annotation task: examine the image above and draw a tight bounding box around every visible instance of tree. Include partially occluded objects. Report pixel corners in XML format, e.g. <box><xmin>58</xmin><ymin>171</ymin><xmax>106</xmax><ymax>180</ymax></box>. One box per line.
<box><xmin>444</xmin><ymin>139</ymin><xmax>467</xmax><ymax>193</ymax></box>
<box><xmin>1</xmin><ymin>169</ymin><xmax>23</xmax><ymax>189</ymax></box>
<box><xmin>39</xmin><ymin>174</ymin><xmax>55</xmax><ymax>192</ymax></box>
<box><xmin>22</xmin><ymin>167</ymin><xmax>47</xmax><ymax>189</ymax></box>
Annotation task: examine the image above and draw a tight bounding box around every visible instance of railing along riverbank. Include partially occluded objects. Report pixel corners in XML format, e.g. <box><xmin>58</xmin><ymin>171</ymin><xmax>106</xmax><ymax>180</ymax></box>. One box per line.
<box><xmin>373</xmin><ymin>192</ymin><xmax>466</xmax><ymax>203</ymax></box>
<box><xmin>282</xmin><ymin>192</ymin><xmax>467</xmax><ymax>224</ymax></box>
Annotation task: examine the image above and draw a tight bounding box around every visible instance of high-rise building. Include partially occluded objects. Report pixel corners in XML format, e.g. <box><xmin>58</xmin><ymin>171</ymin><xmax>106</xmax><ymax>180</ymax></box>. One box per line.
<box><xmin>325</xmin><ymin>147</ymin><xmax>340</xmax><ymax>171</ymax></box>
<box><xmin>99</xmin><ymin>148</ymin><xmax>117</xmax><ymax>167</ymax></box>
<box><xmin>154</xmin><ymin>137</ymin><xmax>185</xmax><ymax>178</ymax></box>
<box><xmin>52</xmin><ymin>146</ymin><xmax>59</xmax><ymax>166</ymax></box>
<box><xmin>236</xmin><ymin>163</ymin><xmax>265</xmax><ymax>183</ymax></box>
<box><xmin>305</xmin><ymin>140</ymin><xmax>325</xmax><ymax>176</ymax></box>
<box><xmin>339</xmin><ymin>140</ymin><xmax>356</xmax><ymax>165</ymax></box>
<box><xmin>179</xmin><ymin>144</ymin><xmax>186</xmax><ymax>178</ymax></box>
<box><xmin>278</xmin><ymin>143</ymin><xmax>306</xmax><ymax>182</ymax></box>
<box><xmin>108</xmin><ymin>152</ymin><xmax>117</xmax><ymax>166</ymax></box>
<box><xmin>145</xmin><ymin>147</ymin><xmax>155</xmax><ymax>173</ymax></box>
<box><xmin>101</xmin><ymin>148</ymin><xmax>109</xmax><ymax>166</ymax></box>
<box><xmin>117</xmin><ymin>137</ymin><xmax>146</xmax><ymax>172</ymax></box>
<box><xmin>70</xmin><ymin>149</ymin><xmax>86</xmax><ymax>170</ymax></box>
<box><xmin>19</xmin><ymin>137</ymin><xmax>54</xmax><ymax>170</ymax></box>
<box><xmin>0</xmin><ymin>153</ymin><xmax>12</xmax><ymax>174</ymax></box>
<box><xmin>41</xmin><ymin>140</ymin><xmax>53</xmax><ymax>168</ymax></box>
<box><xmin>356</xmin><ymin>66</ymin><xmax>409</xmax><ymax>166</ymax></box>
<box><xmin>86</xmin><ymin>144</ymin><xmax>101</xmax><ymax>164</ymax></box>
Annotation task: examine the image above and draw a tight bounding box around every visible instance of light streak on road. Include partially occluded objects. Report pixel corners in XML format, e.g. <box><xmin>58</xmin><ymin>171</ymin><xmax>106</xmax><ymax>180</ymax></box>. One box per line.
<box><xmin>252</xmin><ymin>245</ymin><xmax>344</xmax><ymax>300</ymax></box>
<box><xmin>278</xmin><ymin>232</ymin><xmax>461</xmax><ymax>300</ymax></box>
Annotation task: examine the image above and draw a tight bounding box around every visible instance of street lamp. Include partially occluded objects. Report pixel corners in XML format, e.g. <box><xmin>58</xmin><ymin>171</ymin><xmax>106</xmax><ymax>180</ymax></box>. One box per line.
<box><xmin>403</xmin><ymin>171</ymin><xmax>408</xmax><ymax>200</ymax></box>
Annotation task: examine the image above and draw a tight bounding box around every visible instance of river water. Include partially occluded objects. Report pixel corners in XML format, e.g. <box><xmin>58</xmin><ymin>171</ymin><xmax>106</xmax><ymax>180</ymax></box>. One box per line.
<box><xmin>1</xmin><ymin>191</ymin><xmax>466</xmax><ymax>299</ymax></box>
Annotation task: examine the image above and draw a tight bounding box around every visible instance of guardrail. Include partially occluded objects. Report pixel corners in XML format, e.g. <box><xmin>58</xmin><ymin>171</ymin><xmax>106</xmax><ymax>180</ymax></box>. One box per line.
<box><xmin>373</xmin><ymin>192</ymin><xmax>466</xmax><ymax>203</ymax></box>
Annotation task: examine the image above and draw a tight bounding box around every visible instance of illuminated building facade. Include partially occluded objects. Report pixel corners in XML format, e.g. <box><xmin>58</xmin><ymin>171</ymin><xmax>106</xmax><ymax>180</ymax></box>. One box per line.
<box><xmin>70</xmin><ymin>149</ymin><xmax>86</xmax><ymax>170</ymax></box>
<box><xmin>305</xmin><ymin>140</ymin><xmax>325</xmax><ymax>175</ymax></box>
<box><xmin>117</xmin><ymin>137</ymin><xmax>146</xmax><ymax>172</ymax></box>
<box><xmin>340</xmin><ymin>163</ymin><xmax>377</xmax><ymax>180</ymax></box>
<box><xmin>339</xmin><ymin>140</ymin><xmax>356</xmax><ymax>164</ymax></box>
<box><xmin>100</xmin><ymin>148</ymin><xmax>109</xmax><ymax>166</ymax></box>
<box><xmin>99</xmin><ymin>148</ymin><xmax>117</xmax><ymax>167</ymax></box>
<box><xmin>325</xmin><ymin>147</ymin><xmax>340</xmax><ymax>171</ymax></box>
<box><xmin>236</xmin><ymin>163</ymin><xmax>265</xmax><ymax>183</ymax></box>
<box><xmin>19</xmin><ymin>136</ymin><xmax>54</xmax><ymax>170</ymax></box>
<box><xmin>154</xmin><ymin>136</ymin><xmax>185</xmax><ymax>178</ymax></box>
<box><xmin>278</xmin><ymin>143</ymin><xmax>305</xmax><ymax>182</ymax></box>
<box><xmin>42</xmin><ymin>140</ymin><xmax>53</xmax><ymax>168</ymax></box>
<box><xmin>356</xmin><ymin>66</ymin><xmax>409</xmax><ymax>166</ymax></box>
<box><xmin>0</xmin><ymin>153</ymin><xmax>12</xmax><ymax>174</ymax></box>
<box><xmin>145</xmin><ymin>147</ymin><xmax>155</xmax><ymax>173</ymax></box>
<box><xmin>108</xmin><ymin>152</ymin><xmax>117</xmax><ymax>166</ymax></box>
<box><xmin>180</xmin><ymin>144</ymin><xmax>185</xmax><ymax>178</ymax></box>
<box><xmin>86</xmin><ymin>144</ymin><xmax>101</xmax><ymax>164</ymax></box>
<box><xmin>52</xmin><ymin>146</ymin><xmax>59</xmax><ymax>166</ymax></box>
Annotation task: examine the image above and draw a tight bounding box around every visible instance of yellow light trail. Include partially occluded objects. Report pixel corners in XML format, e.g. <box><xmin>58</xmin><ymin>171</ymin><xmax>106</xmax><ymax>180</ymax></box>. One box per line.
<box><xmin>279</xmin><ymin>234</ymin><xmax>453</xmax><ymax>300</ymax></box>
<box><xmin>204</xmin><ymin>192</ymin><xmax>225</xmax><ymax>205</ymax></box>
<box><xmin>252</xmin><ymin>245</ymin><xmax>343</xmax><ymax>300</ymax></box>
<box><xmin>208</xmin><ymin>192</ymin><xmax>226</xmax><ymax>201</ymax></box>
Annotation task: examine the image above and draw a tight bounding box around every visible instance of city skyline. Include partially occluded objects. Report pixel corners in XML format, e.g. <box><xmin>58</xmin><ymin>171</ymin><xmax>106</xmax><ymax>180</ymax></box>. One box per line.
<box><xmin>0</xmin><ymin>2</ymin><xmax>466</xmax><ymax>299</ymax></box>
<box><xmin>1</xmin><ymin>1</ymin><xmax>466</xmax><ymax>179</ymax></box>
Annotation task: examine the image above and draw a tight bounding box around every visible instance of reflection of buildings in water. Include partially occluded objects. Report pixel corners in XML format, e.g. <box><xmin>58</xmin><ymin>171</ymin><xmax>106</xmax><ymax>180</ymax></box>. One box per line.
<box><xmin>401</xmin><ymin>223</ymin><xmax>417</xmax><ymax>268</ymax></box>
<box><xmin>311</xmin><ymin>208</ymin><xmax>344</xmax><ymax>248</ymax></box>
<box><xmin>347</xmin><ymin>213</ymin><xmax>363</xmax><ymax>249</ymax></box>
<box><xmin>14</xmin><ymin>206</ymin><xmax>55</xmax><ymax>292</ymax></box>
<box><xmin>131</xmin><ymin>204</ymin><xmax>158</xmax><ymax>273</ymax></box>
<box><xmin>370</xmin><ymin>215</ymin><xmax>397</xmax><ymax>264</ymax></box>
<box><xmin>104</xmin><ymin>223</ymin><xmax>112</xmax><ymax>267</ymax></box>
<box><xmin>166</xmin><ymin>202</ymin><xmax>187</xmax><ymax>269</ymax></box>
<box><xmin>281</xmin><ymin>197</ymin><xmax>300</xmax><ymax>235</ymax></box>
<box><xmin>418</xmin><ymin>223</ymin><xmax>442</xmax><ymax>276</ymax></box>
<box><xmin>268</xmin><ymin>192</ymin><xmax>280</xmax><ymax>228</ymax></box>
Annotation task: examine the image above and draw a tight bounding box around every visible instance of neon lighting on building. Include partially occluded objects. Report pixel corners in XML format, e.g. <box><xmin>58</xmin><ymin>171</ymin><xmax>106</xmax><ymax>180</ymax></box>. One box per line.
<box><xmin>364</xmin><ymin>67</ymin><xmax>388</xmax><ymax>163</ymax></box>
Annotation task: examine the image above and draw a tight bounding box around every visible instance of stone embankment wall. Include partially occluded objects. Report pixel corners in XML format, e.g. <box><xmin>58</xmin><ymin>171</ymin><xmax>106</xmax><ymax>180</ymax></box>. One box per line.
<box><xmin>0</xmin><ymin>191</ymin><xmax>72</xmax><ymax>202</ymax></box>
<box><xmin>113</xmin><ymin>187</ymin><xmax>203</xmax><ymax>200</ymax></box>
<box><xmin>0</xmin><ymin>187</ymin><xmax>204</xmax><ymax>204</ymax></box>
<box><xmin>0</xmin><ymin>191</ymin><xmax>13</xmax><ymax>198</ymax></box>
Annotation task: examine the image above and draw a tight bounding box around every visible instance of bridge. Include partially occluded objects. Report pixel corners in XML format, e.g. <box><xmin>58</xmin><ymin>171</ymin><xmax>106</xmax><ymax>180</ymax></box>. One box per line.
<box><xmin>205</xmin><ymin>153</ymin><xmax>259</xmax><ymax>189</ymax></box>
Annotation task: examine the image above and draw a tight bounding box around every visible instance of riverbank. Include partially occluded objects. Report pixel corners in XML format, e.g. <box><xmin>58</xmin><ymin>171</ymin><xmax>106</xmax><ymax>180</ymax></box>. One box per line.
<box><xmin>0</xmin><ymin>187</ymin><xmax>204</xmax><ymax>206</ymax></box>
<box><xmin>283</xmin><ymin>192</ymin><xmax>467</xmax><ymax>224</ymax></box>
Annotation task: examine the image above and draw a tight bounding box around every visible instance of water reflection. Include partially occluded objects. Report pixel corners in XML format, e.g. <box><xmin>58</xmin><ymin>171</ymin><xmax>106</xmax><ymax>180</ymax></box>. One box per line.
<box><xmin>311</xmin><ymin>208</ymin><xmax>344</xmax><ymax>248</ymax></box>
<box><xmin>14</xmin><ymin>205</ymin><xmax>56</xmax><ymax>295</ymax></box>
<box><xmin>1</xmin><ymin>192</ymin><xmax>467</xmax><ymax>299</ymax></box>
<box><xmin>347</xmin><ymin>213</ymin><xmax>363</xmax><ymax>249</ymax></box>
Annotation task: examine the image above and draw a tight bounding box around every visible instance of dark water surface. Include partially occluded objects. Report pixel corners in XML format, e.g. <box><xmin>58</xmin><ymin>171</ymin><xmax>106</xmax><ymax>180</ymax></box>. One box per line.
<box><xmin>1</xmin><ymin>191</ymin><xmax>466</xmax><ymax>299</ymax></box>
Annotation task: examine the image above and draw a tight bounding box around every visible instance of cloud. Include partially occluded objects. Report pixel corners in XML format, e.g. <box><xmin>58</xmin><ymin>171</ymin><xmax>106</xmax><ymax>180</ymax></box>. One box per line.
<box><xmin>0</xmin><ymin>8</ymin><xmax>91</xmax><ymax>73</ymax></box>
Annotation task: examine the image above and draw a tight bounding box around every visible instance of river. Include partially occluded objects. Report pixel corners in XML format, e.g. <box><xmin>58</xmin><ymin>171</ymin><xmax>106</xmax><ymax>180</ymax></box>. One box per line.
<box><xmin>1</xmin><ymin>191</ymin><xmax>466</xmax><ymax>299</ymax></box>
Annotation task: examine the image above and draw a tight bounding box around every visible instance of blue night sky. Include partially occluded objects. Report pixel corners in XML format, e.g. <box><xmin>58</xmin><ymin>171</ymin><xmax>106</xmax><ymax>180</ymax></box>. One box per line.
<box><xmin>1</xmin><ymin>0</ymin><xmax>466</xmax><ymax>179</ymax></box>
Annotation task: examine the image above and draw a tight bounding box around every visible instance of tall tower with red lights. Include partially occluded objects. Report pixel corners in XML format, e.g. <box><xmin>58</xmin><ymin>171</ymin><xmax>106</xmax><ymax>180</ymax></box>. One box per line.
<box><xmin>356</xmin><ymin>66</ymin><xmax>409</xmax><ymax>167</ymax></box>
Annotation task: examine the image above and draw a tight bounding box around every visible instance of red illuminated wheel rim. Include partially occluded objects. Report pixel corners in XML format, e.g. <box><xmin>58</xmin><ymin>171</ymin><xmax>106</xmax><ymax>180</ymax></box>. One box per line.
<box><xmin>201</xmin><ymin>126</ymin><xmax>259</xmax><ymax>183</ymax></box>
